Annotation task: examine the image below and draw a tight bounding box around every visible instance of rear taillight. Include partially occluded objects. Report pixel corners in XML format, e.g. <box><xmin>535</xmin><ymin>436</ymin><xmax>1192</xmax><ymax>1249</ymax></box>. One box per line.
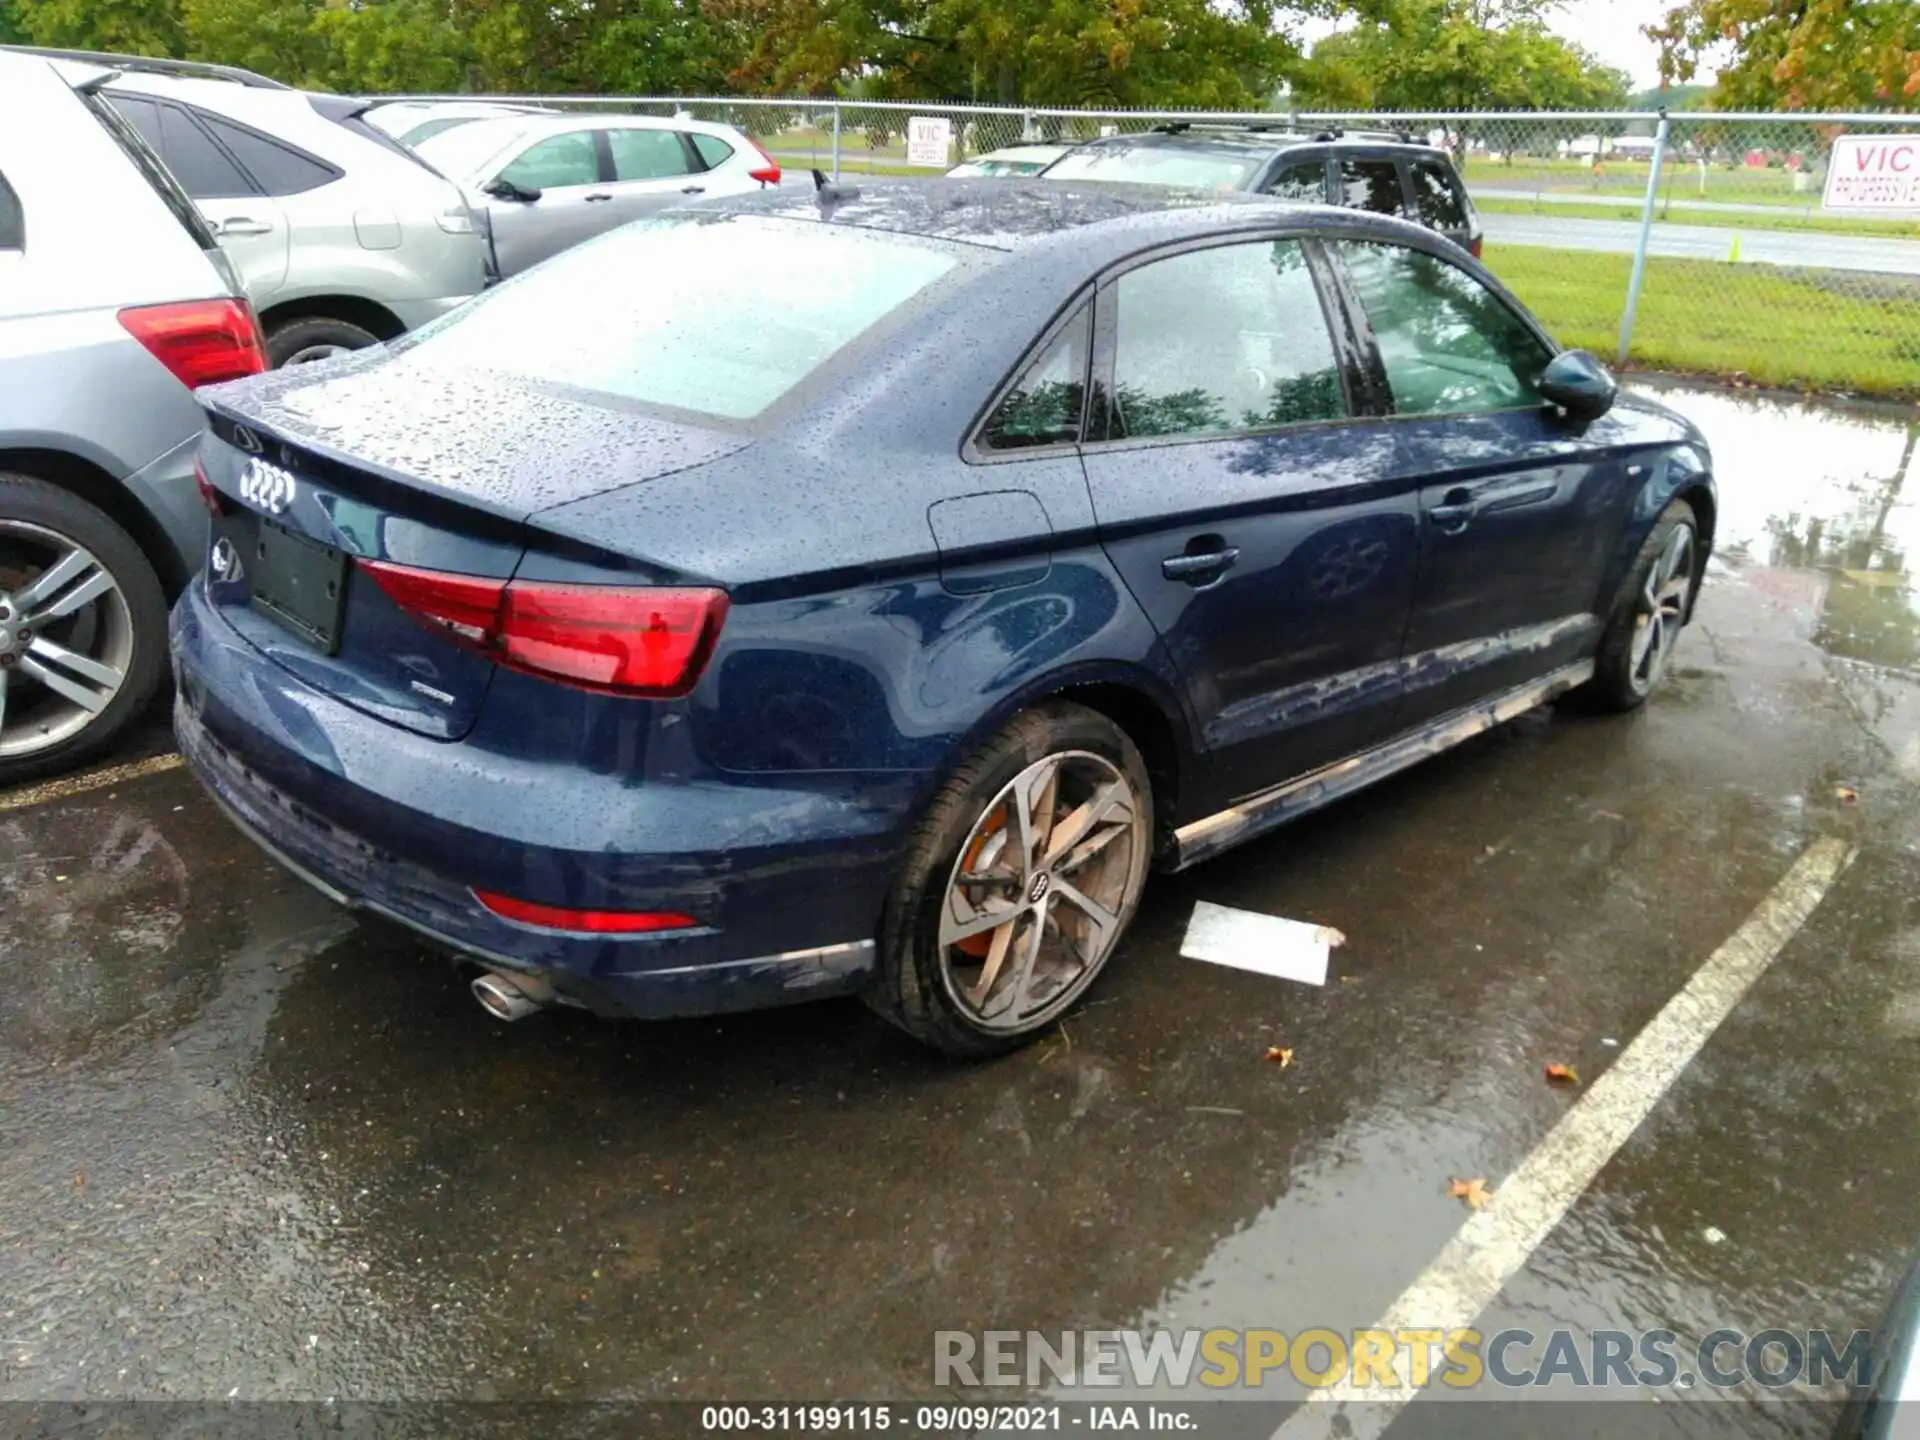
<box><xmin>359</xmin><ymin>560</ymin><xmax>729</xmax><ymax>698</ymax></box>
<box><xmin>119</xmin><ymin>298</ymin><xmax>267</xmax><ymax>389</ymax></box>
<box><xmin>746</xmin><ymin>138</ymin><xmax>781</xmax><ymax>186</ymax></box>
<box><xmin>473</xmin><ymin>889</ymin><xmax>698</xmax><ymax>934</ymax></box>
<box><xmin>193</xmin><ymin>458</ymin><xmax>229</xmax><ymax>517</ymax></box>
<box><xmin>1469</xmin><ymin>235</ymin><xmax>1484</xmax><ymax>259</ymax></box>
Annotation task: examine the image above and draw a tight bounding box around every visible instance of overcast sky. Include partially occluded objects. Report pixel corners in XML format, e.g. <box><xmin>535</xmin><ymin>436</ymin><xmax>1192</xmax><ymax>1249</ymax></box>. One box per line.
<box><xmin>1551</xmin><ymin>0</ymin><xmax>1685</xmax><ymax>91</ymax></box>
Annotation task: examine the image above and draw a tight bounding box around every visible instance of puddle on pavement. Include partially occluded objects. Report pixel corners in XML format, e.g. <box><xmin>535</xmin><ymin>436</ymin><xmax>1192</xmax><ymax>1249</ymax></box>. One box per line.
<box><xmin>1634</xmin><ymin>378</ymin><xmax>1920</xmax><ymax>780</ymax></box>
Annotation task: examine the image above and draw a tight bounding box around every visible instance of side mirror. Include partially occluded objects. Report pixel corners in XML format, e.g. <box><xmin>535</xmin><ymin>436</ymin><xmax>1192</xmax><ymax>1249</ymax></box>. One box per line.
<box><xmin>483</xmin><ymin>178</ymin><xmax>540</xmax><ymax>203</ymax></box>
<box><xmin>1539</xmin><ymin>349</ymin><xmax>1617</xmax><ymax>419</ymax></box>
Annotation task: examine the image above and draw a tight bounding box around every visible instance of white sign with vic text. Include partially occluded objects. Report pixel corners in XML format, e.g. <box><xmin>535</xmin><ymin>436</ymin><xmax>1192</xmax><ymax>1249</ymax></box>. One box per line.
<box><xmin>1822</xmin><ymin>135</ymin><xmax>1920</xmax><ymax>211</ymax></box>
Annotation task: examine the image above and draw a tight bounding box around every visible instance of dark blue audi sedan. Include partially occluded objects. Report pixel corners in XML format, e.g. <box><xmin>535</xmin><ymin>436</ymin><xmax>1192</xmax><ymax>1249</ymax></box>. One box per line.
<box><xmin>172</xmin><ymin>180</ymin><xmax>1715</xmax><ymax>1056</ymax></box>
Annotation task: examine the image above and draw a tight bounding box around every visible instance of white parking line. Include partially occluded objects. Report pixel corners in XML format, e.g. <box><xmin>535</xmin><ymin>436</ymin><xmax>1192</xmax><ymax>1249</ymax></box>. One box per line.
<box><xmin>0</xmin><ymin>751</ymin><xmax>185</xmax><ymax>814</ymax></box>
<box><xmin>1273</xmin><ymin>834</ymin><xmax>1856</xmax><ymax>1440</ymax></box>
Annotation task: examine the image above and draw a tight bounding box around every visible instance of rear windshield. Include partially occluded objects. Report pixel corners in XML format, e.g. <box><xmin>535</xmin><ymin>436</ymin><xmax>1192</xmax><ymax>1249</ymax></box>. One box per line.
<box><xmin>81</xmin><ymin>91</ymin><xmax>220</xmax><ymax>251</ymax></box>
<box><xmin>401</xmin><ymin>115</ymin><xmax>484</xmax><ymax>145</ymax></box>
<box><xmin>415</xmin><ymin>121</ymin><xmax>534</xmax><ymax>178</ymax></box>
<box><xmin>1042</xmin><ymin>142</ymin><xmax>1265</xmax><ymax>191</ymax></box>
<box><xmin>403</xmin><ymin>213</ymin><xmax>962</xmax><ymax>419</ymax></box>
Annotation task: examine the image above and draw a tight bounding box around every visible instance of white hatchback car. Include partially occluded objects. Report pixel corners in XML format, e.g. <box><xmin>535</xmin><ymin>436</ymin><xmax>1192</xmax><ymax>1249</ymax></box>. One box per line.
<box><xmin>416</xmin><ymin>113</ymin><xmax>782</xmax><ymax>277</ymax></box>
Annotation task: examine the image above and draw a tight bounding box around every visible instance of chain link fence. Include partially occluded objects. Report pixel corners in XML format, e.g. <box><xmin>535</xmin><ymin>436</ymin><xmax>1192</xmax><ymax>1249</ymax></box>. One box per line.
<box><xmin>386</xmin><ymin>96</ymin><xmax>1920</xmax><ymax>399</ymax></box>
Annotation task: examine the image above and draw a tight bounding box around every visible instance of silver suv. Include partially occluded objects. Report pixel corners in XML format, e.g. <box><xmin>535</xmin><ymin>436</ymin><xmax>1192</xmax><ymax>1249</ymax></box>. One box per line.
<box><xmin>0</xmin><ymin>51</ymin><xmax>266</xmax><ymax>782</ymax></box>
<box><xmin>7</xmin><ymin>49</ymin><xmax>489</xmax><ymax>366</ymax></box>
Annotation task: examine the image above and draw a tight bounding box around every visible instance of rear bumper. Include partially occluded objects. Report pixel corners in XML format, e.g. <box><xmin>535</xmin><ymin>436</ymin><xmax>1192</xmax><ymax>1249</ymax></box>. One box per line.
<box><xmin>171</xmin><ymin>583</ymin><xmax>896</xmax><ymax>1019</ymax></box>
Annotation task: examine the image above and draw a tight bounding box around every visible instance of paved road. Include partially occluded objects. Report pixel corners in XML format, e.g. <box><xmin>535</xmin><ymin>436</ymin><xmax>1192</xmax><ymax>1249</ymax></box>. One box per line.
<box><xmin>1482</xmin><ymin>210</ymin><xmax>1920</xmax><ymax>275</ymax></box>
<box><xmin>4</xmin><ymin>384</ymin><xmax>1919</xmax><ymax>1432</ymax></box>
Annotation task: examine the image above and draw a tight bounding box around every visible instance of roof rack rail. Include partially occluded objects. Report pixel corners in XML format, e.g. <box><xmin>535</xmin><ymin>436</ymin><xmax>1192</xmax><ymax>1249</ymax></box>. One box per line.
<box><xmin>0</xmin><ymin>44</ymin><xmax>291</xmax><ymax>89</ymax></box>
<box><xmin>1149</xmin><ymin>119</ymin><xmax>1318</xmax><ymax>138</ymax></box>
<box><xmin>1316</xmin><ymin>125</ymin><xmax>1423</xmax><ymax>145</ymax></box>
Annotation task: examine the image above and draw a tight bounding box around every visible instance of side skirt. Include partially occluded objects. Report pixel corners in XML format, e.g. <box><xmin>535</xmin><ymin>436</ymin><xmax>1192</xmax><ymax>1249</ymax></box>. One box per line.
<box><xmin>1167</xmin><ymin>660</ymin><xmax>1595</xmax><ymax>871</ymax></box>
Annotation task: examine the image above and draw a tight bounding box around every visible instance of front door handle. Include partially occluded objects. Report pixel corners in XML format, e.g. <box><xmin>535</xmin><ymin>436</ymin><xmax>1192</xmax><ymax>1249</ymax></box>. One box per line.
<box><xmin>681</xmin><ymin>185</ymin><xmax>706</xmax><ymax>194</ymax></box>
<box><xmin>584</xmin><ymin>193</ymin><xmax>613</xmax><ymax>202</ymax></box>
<box><xmin>217</xmin><ymin>217</ymin><xmax>272</xmax><ymax>237</ymax></box>
<box><xmin>1429</xmin><ymin>487</ymin><xmax>1479</xmax><ymax>535</ymax></box>
<box><xmin>1162</xmin><ymin>547</ymin><xmax>1240</xmax><ymax>586</ymax></box>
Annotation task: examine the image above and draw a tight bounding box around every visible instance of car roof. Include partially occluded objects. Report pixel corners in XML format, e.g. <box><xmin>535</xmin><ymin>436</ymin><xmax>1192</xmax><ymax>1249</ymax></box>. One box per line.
<box><xmin>689</xmin><ymin>176</ymin><xmax>1446</xmax><ymax>263</ymax></box>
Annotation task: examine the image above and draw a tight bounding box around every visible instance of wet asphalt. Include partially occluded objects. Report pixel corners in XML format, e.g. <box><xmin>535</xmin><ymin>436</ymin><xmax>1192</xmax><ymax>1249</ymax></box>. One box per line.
<box><xmin>2</xmin><ymin>381</ymin><xmax>1918</xmax><ymax>1435</ymax></box>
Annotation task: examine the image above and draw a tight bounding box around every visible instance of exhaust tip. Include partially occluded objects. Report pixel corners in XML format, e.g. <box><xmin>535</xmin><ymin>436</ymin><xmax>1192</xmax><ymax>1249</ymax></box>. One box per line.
<box><xmin>471</xmin><ymin>971</ymin><xmax>543</xmax><ymax>1022</ymax></box>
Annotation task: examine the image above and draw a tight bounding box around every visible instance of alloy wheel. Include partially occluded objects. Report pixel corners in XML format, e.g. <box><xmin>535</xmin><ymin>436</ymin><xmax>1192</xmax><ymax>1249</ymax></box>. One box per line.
<box><xmin>1629</xmin><ymin>523</ymin><xmax>1694</xmax><ymax>696</ymax></box>
<box><xmin>937</xmin><ymin>749</ymin><xmax>1148</xmax><ymax>1033</ymax></box>
<box><xmin>0</xmin><ymin>522</ymin><xmax>134</xmax><ymax>760</ymax></box>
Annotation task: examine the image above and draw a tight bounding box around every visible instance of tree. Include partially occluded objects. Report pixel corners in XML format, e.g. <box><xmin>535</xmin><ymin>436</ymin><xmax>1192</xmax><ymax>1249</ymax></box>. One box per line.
<box><xmin>1645</xmin><ymin>0</ymin><xmax>1920</xmax><ymax>111</ymax></box>
<box><xmin>1292</xmin><ymin>0</ymin><xmax>1631</xmax><ymax>113</ymax></box>
<box><xmin>14</xmin><ymin>0</ymin><xmax>187</xmax><ymax>55</ymax></box>
<box><xmin>708</xmin><ymin>0</ymin><xmax>1308</xmax><ymax>105</ymax></box>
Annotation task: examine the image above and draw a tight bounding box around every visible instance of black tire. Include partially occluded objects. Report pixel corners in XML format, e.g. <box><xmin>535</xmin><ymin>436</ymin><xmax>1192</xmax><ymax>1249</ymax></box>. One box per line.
<box><xmin>0</xmin><ymin>475</ymin><xmax>168</xmax><ymax>786</ymax></box>
<box><xmin>866</xmin><ymin>701</ymin><xmax>1153</xmax><ymax>1058</ymax></box>
<box><xmin>265</xmin><ymin>316</ymin><xmax>381</xmax><ymax>368</ymax></box>
<box><xmin>1572</xmin><ymin>498</ymin><xmax>1699</xmax><ymax>713</ymax></box>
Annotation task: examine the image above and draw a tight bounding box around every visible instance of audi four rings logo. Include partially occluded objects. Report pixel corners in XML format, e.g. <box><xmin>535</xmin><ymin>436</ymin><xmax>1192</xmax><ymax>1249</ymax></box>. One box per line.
<box><xmin>239</xmin><ymin>457</ymin><xmax>298</xmax><ymax>515</ymax></box>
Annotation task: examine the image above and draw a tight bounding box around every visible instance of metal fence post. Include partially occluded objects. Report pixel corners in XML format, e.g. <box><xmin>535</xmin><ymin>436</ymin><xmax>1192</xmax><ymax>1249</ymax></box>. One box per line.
<box><xmin>1616</xmin><ymin>110</ymin><xmax>1670</xmax><ymax>367</ymax></box>
<box><xmin>830</xmin><ymin>102</ymin><xmax>842</xmax><ymax>181</ymax></box>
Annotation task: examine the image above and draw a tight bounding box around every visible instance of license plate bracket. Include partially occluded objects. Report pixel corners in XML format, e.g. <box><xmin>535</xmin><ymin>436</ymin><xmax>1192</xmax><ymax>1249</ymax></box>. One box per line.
<box><xmin>249</xmin><ymin>518</ymin><xmax>348</xmax><ymax>654</ymax></box>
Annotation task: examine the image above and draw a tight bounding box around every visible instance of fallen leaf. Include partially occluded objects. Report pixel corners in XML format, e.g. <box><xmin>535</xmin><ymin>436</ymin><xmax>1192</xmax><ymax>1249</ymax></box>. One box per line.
<box><xmin>73</xmin><ymin>1173</ymin><xmax>84</xmax><ymax>1188</ymax></box>
<box><xmin>1545</xmin><ymin>1063</ymin><xmax>1581</xmax><ymax>1086</ymax></box>
<box><xmin>1265</xmin><ymin>1046</ymin><xmax>1294</xmax><ymax>1068</ymax></box>
<box><xmin>1448</xmin><ymin>1176</ymin><xmax>1493</xmax><ymax>1210</ymax></box>
<box><xmin>1835</xmin><ymin>785</ymin><xmax>1860</xmax><ymax>806</ymax></box>
<box><xmin>1315</xmin><ymin>926</ymin><xmax>1347</xmax><ymax>948</ymax></box>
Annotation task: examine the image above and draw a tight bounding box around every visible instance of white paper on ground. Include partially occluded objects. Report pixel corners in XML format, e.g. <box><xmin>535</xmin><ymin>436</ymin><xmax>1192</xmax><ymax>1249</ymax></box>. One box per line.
<box><xmin>1180</xmin><ymin>900</ymin><xmax>1339</xmax><ymax>987</ymax></box>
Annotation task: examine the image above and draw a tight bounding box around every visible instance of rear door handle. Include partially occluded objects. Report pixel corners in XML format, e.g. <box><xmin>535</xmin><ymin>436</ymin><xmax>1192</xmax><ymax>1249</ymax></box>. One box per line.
<box><xmin>584</xmin><ymin>193</ymin><xmax>613</xmax><ymax>202</ymax></box>
<box><xmin>1428</xmin><ymin>487</ymin><xmax>1478</xmax><ymax>535</ymax></box>
<box><xmin>1161</xmin><ymin>548</ymin><xmax>1240</xmax><ymax>585</ymax></box>
<box><xmin>217</xmin><ymin>217</ymin><xmax>272</xmax><ymax>237</ymax></box>
<box><xmin>681</xmin><ymin>185</ymin><xmax>706</xmax><ymax>194</ymax></box>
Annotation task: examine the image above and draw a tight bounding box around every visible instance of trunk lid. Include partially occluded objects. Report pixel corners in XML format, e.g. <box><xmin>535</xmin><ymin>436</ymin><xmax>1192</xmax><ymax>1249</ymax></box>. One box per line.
<box><xmin>196</xmin><ymin>352</ymin><xmax>749</xmax><ymax>740</ymax></box>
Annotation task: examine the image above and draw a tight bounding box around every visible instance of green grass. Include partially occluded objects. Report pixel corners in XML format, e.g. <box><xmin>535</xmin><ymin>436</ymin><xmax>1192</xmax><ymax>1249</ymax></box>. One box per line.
<box><xmin>1485</xmin><ymin>242</ymin><xmax>1920</xmax><ymax>399</ymax></box>
<box><xmin>1475</xmin><ymin>196</ymin><xmax>1920</xmax><ymax>240</ymax></box>
<box><xmin>1462</xmin><ymin>155</ymin><xmax>1825</xmax><ymax>207</ymax></box>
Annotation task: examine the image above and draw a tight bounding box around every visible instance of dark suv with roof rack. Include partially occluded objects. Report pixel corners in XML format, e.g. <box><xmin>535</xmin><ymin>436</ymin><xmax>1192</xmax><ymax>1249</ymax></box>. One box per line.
<box><xmin>1040</xmin><ymin>123</ymin><xmax>1483</xmax><ymax>257</ymax></box>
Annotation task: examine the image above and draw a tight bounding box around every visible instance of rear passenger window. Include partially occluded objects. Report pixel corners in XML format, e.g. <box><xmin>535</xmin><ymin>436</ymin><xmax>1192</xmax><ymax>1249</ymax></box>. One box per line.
<box><xmin>1110</xmin><ymin>239</ymin><xmax>1345</xmax><ymax>441</ymax></box>
<box><xmin>0</xmin><ymin>173</ymin><xmax>21</xmax><ymax>249</ymax></box>
<box><xmin>111</xmin><ymin>97</ymin><xmax>255</xmax><ymax>200</ymax></box>
<box><xmin>981</xmin><ymin>307</ymin><xmax>1089</xmax><ymax>450</ymax></box>
<box><xmin>607</xmin><ymin>129</ymin><xmax>695</xmax><ymax>181</ymax></box>
<box><xmin>690</xmin><ymin>134</ymin><xmax>736</xmax><ymax>170</ymax></box>
<box><xmin>1338</xmin><ymin>159</ymin><xmax>1403</xmax><ymax>216</ymax></box>
<box><xmin>1408</xmin><ymin>160</ymin><xmax>1467</xmax><ymax>229</ymax></box>
<box><xmin>1334</xmin><ymin>241</ymin><xmax>1551</xmax><ymax>415</ymax></box>
<box><xmin>1264</xmin><ymin>160</ymin><xmax>1325</xmax><ymax>201</ymax></box>
<box><xmin>200</xmin><ymin>115</ymin><xmax>338</xmax><ymax>196</ymax></box>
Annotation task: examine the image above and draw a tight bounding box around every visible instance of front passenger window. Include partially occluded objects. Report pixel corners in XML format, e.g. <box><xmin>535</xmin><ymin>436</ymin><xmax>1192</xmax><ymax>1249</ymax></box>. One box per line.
<box><xmin>1333</xmin><ymin>241</ymin><xmax>1551</xmax><ymax>416</ymax></box>
<box><xmin>499</xmin><ymin>132</ymin><xmax>599</xmax><ymax>190</ymax></box>
<box><xmin>1110</xmin><ymin>240</ymin><xmax>1345</xmax><ymax>440</ymax></box>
